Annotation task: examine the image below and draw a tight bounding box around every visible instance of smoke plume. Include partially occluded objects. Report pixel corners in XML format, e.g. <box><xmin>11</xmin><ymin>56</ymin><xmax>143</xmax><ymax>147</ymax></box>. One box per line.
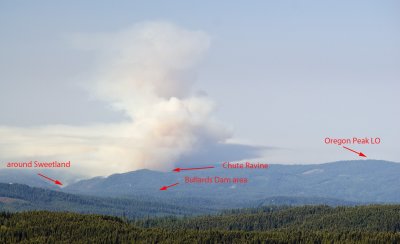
<box><xmin>0</xmin><ymin>22</ymin><xmax>232</xmax><ymax>176</ymax></box>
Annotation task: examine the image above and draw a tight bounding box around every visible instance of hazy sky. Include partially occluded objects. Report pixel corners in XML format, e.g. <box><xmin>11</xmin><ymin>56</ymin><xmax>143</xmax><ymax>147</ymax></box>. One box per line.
<box><xmin>0</xmin><ymin>1</ymin><xmax>399</xmax><ymax>176</ymax></box>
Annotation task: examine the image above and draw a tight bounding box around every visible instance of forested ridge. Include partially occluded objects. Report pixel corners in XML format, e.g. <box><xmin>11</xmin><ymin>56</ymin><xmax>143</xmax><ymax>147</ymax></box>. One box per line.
<box><xmin>1</xmin><ymin>205</ymin><xmax>400</xmax><ymax>243</ymax></box>
<box><xmin>0</xmin><ymin>183</ymin><xmax>359</xmax><ymax>219</ymax></box>
<box><xmin>0</xmin><ymin>183</ymin><xmax>213</xmax><ymax>218</ymax></box>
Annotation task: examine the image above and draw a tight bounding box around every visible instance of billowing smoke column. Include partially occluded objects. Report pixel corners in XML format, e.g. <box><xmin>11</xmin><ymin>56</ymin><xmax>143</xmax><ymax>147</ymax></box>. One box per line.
<box><xmin>0</xmin><ymin>22</ymin><xmax>232</xmax><ymax>176</ymax></box>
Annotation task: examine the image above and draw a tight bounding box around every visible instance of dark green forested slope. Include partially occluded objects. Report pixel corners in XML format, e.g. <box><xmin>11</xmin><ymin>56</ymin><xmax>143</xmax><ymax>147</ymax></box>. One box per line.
<box><xmin>136</xmin><ymin>205</ymin><xmax>400</xmax><ymax>232</ymax></box>
<box><xmin>2</xmin><ymin>205</ymin><xmax>400</xmax><ymax>243</ymax></box>
<box><xmin>0</xmin><ymin>183</ymin><xmax>358</xmax><ymax>219</ymax></box>
<box><xmin>0</xmin><ymin>183</ymin><xmax>212</xmax><ymax>218</ymax></box>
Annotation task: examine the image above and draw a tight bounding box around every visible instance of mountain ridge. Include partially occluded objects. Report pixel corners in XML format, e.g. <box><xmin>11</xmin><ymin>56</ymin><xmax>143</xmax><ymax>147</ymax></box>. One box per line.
<box><xmin>63</xmin><ymin>159</ymin><xmax>400</xmax><ymax>203</ymax></box>
<box><xmin>2</xmin><ymin>160</ymin><xmax>399</xmax><ymax>205</ymax></box>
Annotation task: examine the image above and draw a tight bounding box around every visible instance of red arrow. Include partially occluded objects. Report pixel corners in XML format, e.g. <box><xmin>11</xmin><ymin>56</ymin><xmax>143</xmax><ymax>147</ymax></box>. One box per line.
<box><xmin>173</xmin><ymin>166</ymin><xmax>215</xmax><ymax>172</ymax></box>
<box><xmin>342</xmin><ymin>146</ymin><xmax>367</xmax><ymax>157</ymax></box>
<box><xmin>160</xmin><ymin>183</ymin><xmax>179</xmax><ymax>191</ymax></box>
<box><xmin>37</xmin><ymin>173</ymin><xmax>63</xmax><ymax>185</ymax></box>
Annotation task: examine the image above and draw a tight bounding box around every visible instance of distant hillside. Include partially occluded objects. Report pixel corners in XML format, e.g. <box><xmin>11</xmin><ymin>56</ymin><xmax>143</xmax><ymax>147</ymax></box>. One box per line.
<box><xmin>2</xmin><ymin>160</ymin><xmax>399</xmax><ymax>210</ymax></box>
<box><xmin>0</xmin><ymin>183</ymin><xmax>355</xmax><ymax>218</ymax></box>
<box><xmin>64</xmin><ymin>160</ymin><xmax>400</xmax><ymax>203</ymax></box>
<box><xmin>0</xmin><ymin>183</ymin><xmax>212</xmax><ymax>218</ymax></box>
<box><xmin>0</xmin><ymin>169</ymin><xmax>82</xmax><ymax>188</ymax></box>
<box><xmin>256</xmin><ymin>196</ymin><xmax>358</xmax><ymax>207</ymax></box>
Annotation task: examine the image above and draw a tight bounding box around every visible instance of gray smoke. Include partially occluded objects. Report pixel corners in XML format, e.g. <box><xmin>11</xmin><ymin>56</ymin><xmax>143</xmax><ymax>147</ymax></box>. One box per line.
<box><xmin>0</xmin><ymin>22</ymin><xmax>232</xmax><ymax>176</ymax></box>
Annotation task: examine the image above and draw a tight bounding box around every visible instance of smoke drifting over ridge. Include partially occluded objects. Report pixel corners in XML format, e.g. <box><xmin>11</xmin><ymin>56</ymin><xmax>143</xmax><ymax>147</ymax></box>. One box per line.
<box><xmin>0</xmin><ymin>22</ymin><xmax>234</xmax><ymax>176</ymax></box>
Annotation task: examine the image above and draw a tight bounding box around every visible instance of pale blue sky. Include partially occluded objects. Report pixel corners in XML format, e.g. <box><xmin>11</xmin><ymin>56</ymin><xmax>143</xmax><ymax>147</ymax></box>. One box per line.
<box><xmin>0</xmin><ymin>0</ymin><xmax>399</xmax><ymax>167</ymax></box>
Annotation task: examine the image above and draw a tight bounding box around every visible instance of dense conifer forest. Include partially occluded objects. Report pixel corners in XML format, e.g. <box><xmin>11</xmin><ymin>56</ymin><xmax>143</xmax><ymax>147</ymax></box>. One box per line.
<box><xmin>1</xmin><ymin>205</ymin><xmax>400</xmax><ymax>243</ymax></box>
